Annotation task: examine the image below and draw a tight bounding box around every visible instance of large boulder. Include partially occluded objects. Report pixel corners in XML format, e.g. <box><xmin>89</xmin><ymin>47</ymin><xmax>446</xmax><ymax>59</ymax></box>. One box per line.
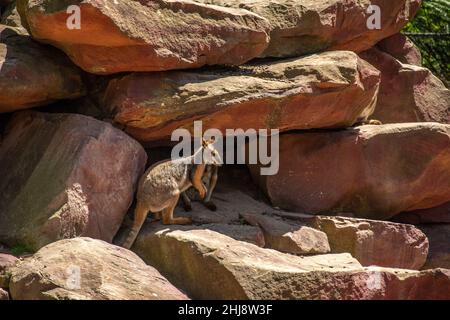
<box><xmin>9</xmin><ymin>238</ymin><xmax>188</xmax><ymax>300</ymax></box>
<box><xmin>102</xmin><ymin>51</ymin><xmax>380</xmax><ymax>143</ymax></box>
<box><xmin>244</xmin><ymin>212</ymin><xmax>428</xmax><ymax>270</ymax></box>
<box><xmin>199</xmin><ymin>0</ymin><xmax>422</xmax><ymax>57</ymax></box>
<box><xmin>419</xmin><ymin>224</ymin><xmax>450</xmax><ymax>270</ymax></box>
<box><xmin>360</xmin><ymin>48</ymin><xmax>449</xmax><ymax>124</ymax></box>
<box><xmin>241</xmin><ymin>213</ymin><xmax>331</xmax><ymax>255</ymax></box>
<box><xmin>16</xmin><ymin>0</ymin><xmax>270</xmax><ymax>74</ymax></box>
<box><xmin>376</xmin><ymin>33</ymin><xmax>421</xmax><ymax>66</ymax></box>
<box><xmin>133</xmin><ymin>225</ymin><xmax>450</xmax><ymax>299</ymax></box>
<box><xmin>0</xmin><ymin>26</ymin><xmax>85</xmax><ymax>113</ymax></box>
<box><xmin>250</xmin><ymin>123</ymin><xmax>450</xmax><ymax>220</ymax></box>
<box><xmin>0</xmin><ymin>112</ymin><xmax>147</xmax><ymax>251</ymax></box>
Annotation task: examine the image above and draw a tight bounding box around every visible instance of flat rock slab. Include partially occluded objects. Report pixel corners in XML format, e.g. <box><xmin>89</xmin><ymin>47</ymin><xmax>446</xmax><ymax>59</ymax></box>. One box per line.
<box><xmin>310</xmin><ymin>216</ymin><xmax>428</xmax><ymax>270</ymax></box>
<box><xmin>360</xmin><ymin>48</ymin><xmax>449</xmax><ymax>124</ymax></box>
<box><xmin>9</xmin><ymin>238</ymin><xmax>188</xmax><ymax>300</ymax></box>
<box><xmin>103</xmin><ymin>51</ymin><xmax>380</xmax><ymax>143</ymax></box>
<box><xmin>250</xmin><ymin>123</ymin><xmax>450</xmax><ymax>220</ymax></box>
<box><xmin>0</xmin><ymin>112</ymin><xmax>147</xmax><ymax>251</ymax></box>
<box><xmin>0</xmin><ymin>26</ymin><xmax>85</xmax><ymax>113</ymax></box>
<box><xmin>133</xmin><ymin>225</ymin><xmax>450</xmax><ymax>299</ymax></box>
<box><xmin>198</xmin><ymin>0</ymin><xmax>421</xmax><ymax>57</ymax></box>
<box><xmin>17</xmin><ymin>0</ymin><xmax>270</xmax><ymax>74</ymax></box>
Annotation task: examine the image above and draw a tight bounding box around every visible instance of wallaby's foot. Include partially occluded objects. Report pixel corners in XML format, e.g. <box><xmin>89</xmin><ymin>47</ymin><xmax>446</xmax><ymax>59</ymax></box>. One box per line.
<box><xmin>162</xmin><ymin>216</ymin><xmax>193</xmax><ymax>225</ymax></box>
<box><xmin>203</xmin><ymin>201</ymin><xmax>217</xmax><ymax>212</ymax></box>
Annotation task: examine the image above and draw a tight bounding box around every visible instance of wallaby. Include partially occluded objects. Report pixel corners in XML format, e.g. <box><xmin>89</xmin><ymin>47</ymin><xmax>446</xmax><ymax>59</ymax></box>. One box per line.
<box><xmin>122</xmin><ymin>138</ymin><xmax>222</xmax><ymax>249</ymax></box>
<box><xmin>181</xmin><ymin>164</ymin><xmax>219</xmax><ymax>212</ymax></box>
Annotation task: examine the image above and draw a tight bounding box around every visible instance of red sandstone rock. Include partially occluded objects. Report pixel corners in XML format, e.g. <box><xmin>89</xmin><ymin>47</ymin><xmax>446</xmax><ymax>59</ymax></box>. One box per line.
<box><xmin>103</xmin><ymin>51</ymin><xmax>380</xmax><ymax>143</ymax></box>
<box><xmin>360</xmin><ymin>48</ymin><xmax>449</xmax><ymax>124</ymax></box>
<box><xmin>0</xmin><ymin>26</ymin><xmax>85</xmax><ymax>113</ymax></box>
<box><xmin>377</xmin><ymin>33</ymin><xmax>422</xmax><ymax>66</ymax></box>
<box><xmin>0</xmin><ymin>112</ymin><xmax>147</xmax><ymax>251</ymax></box>
<box><xmin>250</xmin><ymin>123</ymin><xmax>450</xmax><ymax>220</ymax></box>
<box><xmin>17</xmin><ymin>0</ymin><xmax>270</xmax><ymax>74</ymax></box>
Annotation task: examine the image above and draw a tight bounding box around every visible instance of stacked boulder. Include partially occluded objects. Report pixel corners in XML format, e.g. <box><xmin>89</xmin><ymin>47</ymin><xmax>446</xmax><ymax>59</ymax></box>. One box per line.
<box><xmin>0</xmin><ymin>0</ymin><xmax>449</xmax><ymax>300</ymax></box>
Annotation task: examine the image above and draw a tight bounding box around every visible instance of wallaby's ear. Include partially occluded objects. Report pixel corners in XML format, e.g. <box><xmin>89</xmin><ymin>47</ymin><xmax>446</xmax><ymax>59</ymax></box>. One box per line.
<box><xmin>209</xmin><ymin>136</ymin><xmax>216</xmax><ymax>144</ymax></box>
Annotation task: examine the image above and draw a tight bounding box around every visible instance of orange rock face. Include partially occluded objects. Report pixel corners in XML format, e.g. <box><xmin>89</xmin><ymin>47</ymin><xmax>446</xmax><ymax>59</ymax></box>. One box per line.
<box><xmin>360</xmin><ymin>48</ymin><xmax>450</xmax><ymax>124</ymax></box>
<box><xmin>17</xmin><ymin>0</ymin><xmax>270</xmax><ymax>74</ymax></box>
<box><xmin>102</xmin><ymin>51</ymin><xmax>380</xmax><ymax>143</ymax></box>
<box><xmin>199</xmin><ymin>0</ymin><xmax>422</xmax><ymax>57</ymax></box>
<box><xmin>250</xmin><ymin>123</ymin><xmax>450</xmax><ymax>220</ymax></box>
<box><xmin>0</xmin><ymin>26</ymin><xmax>85</xmax><ymax>113</ymax></box>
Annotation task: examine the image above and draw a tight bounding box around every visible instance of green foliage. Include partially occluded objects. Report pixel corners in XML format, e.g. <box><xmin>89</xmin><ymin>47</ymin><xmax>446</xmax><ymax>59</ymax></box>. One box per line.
<box><xmin>11</xmin><ymin>244</ymin><xmax>33</xmax><ymax>256</ymax></box>
<box><xmin>403</xmin><ymin>0</ymin><xmax>450</xmax><ymax>86</ymax></box>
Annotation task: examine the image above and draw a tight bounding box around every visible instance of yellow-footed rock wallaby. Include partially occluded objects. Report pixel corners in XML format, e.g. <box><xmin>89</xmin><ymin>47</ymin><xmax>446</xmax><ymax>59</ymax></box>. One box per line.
<box><xmin>122</xmin><ymin>138</ymin><xmax>222</xmax><ymax>249</ymax></box>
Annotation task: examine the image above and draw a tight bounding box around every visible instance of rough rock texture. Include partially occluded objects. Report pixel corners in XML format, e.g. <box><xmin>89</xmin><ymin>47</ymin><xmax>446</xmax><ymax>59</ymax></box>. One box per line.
<box><xmin>309</xmin><ymin>216</ymin><xmax>428</xmax><ymax>269</ymax></box>
<box><xmin>103</xmin><ymin>51</ymin><xmax>380</xmax><ymax>143</ymax></box>
<box><xmin>241</xmin><ymin>213</ymin><xmax>331</xmax><ymax>255</ymax></box>
<box><xmin>419</xmin><ymin>224</ymin><xmax>450</xmax><ymax>270</ymax></box>
<box><xmin>17</xmin><ymin>0</ymin><xmax>270</xmax><ymax>74</ymax></box>
<box><xmin>9</xmin><ymin>238</ymin><xmax>188</xmax><ymax>300</ymax></box>
<box><xmin>0</xmin><ymin>26</ymin><xmax>85</xmax><ymax>113</ymax></box>
<box><xmin>133</xmin><ymin>225</ymin><xmax>450</xmax><ymax>299</ymax></box>
<box><xmin>0</xmin><ymin>112</ymin><xmax>147</xmax><ymax>251</ymax></box>
<box><xmin>393</xmin><ymin>202</ymin><xmax>450</xmax><ymax>224</ymax></box>
<box><xmin>0</xmin><ymin>288</ymin><xmax>8</xmax><ymax>300</ymax></box>
<box><xmin>177</xmin><ymin>190</ymin><xmax>273</xmax><ymax>225</ymax></box>
<box><xmin>360</xmin><ymin>48</ymin><xmax>450</xmax><ymax>124</ymax></box>
<box><xmin>246</xmin><ymin>212</ymin><xmax>428</xmax><ymax>270</ymax></box>
<box><xmin>199</xmin><ymin>0</ymin><xmax>422</xmax><ymax>57</ymax></box>
<box><xmin>250</xmin><ymin>123</ymin><xmax>450</xmax><ymax>220</ymax></box>
<box><xmin>377</xmin><ymin>33</ymin><xmax>421</xmax><ymax>65</ymax></box>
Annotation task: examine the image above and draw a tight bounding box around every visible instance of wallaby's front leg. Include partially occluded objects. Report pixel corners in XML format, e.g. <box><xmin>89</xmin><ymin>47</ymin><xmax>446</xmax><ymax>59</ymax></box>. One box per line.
<box><xmin>122</xmin><ymin>201</ymin><xmax>149</xmax><ymax>249</ymax></box>
<box><xmin>192</xmin><ymin>164</ymin><xmax>207</xmax><ymax>200</ymax></box>
<box><xmin>161</xmin><ymin>195</ymin><xmax>192</xmax><ymax>225</ymax></box>
<box><xmin>203</xmin><ymin>166</ymin><xmax>218</xmax><ymax>211</ymax></box>
<box><xmin>181</xmin><ymin>192</ymin><xmax>192</xmax><ymax>212</ymax></box>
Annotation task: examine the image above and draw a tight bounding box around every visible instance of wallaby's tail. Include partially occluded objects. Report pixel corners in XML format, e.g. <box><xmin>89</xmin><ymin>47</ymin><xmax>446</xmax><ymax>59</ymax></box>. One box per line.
<box><xmin>122</xmin><ymin>202</ymin><xmax>149</xmax><ymax>249</ymax></box>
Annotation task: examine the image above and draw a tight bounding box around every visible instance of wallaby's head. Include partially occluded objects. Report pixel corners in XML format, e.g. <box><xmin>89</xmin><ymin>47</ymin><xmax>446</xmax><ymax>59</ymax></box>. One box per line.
<box><xmin>202</xmin><ymin>137</ymin><xmax>222</xmax><ymax>166</ymax></box>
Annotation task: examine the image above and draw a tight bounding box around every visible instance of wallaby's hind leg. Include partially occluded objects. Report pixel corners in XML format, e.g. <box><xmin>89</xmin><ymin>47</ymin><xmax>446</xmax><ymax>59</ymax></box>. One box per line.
<box><xmin>122</xmin><ymin>201</ymin><xmax>150</xmax><ymax>249</ymax></box>
<box><xmin>181</xmin><ymin>192</ymin><xmax>192</xmax><ymax>212</ymax></box>
<box><xmin>161</xmin><ymin>195</ymin><xmax>192</xmax><ymax>225</ymax></box>
<box><xmin>203</xmin><ymin>166</ymin><xmax>218</xmax><ymax>211</ymax></box>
